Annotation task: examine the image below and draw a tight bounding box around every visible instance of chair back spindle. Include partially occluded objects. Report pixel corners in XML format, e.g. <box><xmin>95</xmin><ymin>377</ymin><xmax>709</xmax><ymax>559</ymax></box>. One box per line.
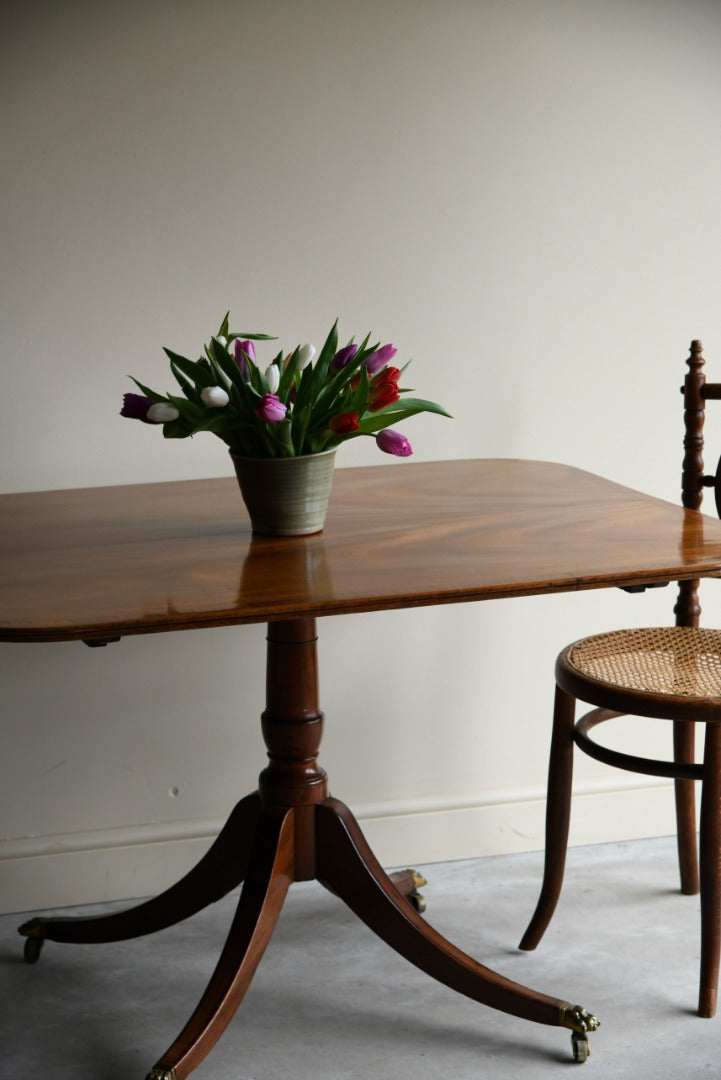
<box><xmin>676</xmin><ymin>341</ymin><xmax>714</xmax><ymax>628</ymax></box>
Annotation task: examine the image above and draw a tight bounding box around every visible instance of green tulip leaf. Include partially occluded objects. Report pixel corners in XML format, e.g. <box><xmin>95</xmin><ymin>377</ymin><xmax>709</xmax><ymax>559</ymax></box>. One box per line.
<box><xmin>129</xmin><ymin>377</ymin><xmax>166</xmax><ymax>404</ymax></box>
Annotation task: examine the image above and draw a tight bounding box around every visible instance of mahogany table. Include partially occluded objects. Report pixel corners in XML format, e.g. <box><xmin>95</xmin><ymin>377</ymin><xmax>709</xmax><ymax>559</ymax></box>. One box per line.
<box><xmin>6</xmin><ymin>458</ymin><xmax>721</xmax><ymax>1078</ymax></box>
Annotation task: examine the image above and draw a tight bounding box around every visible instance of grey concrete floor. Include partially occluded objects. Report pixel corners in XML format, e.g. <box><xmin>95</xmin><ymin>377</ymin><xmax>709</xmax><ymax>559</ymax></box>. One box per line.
<box><xmin>1</xmin><ymin>835</ymin><xmax>720</xmax><ymax>1079</ymax></box>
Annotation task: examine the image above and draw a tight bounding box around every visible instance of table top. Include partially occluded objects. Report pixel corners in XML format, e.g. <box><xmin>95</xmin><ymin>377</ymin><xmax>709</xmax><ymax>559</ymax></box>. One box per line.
<box><xmin>3</xmin><ymin>458</ymin><xmax>721</xmax><ymax>643</ymax></box>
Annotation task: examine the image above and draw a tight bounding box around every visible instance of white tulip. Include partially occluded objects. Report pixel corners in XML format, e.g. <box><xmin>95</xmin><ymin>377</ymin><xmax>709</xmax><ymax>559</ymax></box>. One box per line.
<box><xmin>147</xmin><ymin>402</ymin><xmax>180</xmax><ymax>423</ymax></box>
<box><xmin>265</xmin><ymin>364</ymin><xmax>280</xmax><ymax>393</ymax></box>
<box><xmin>296</xmin><ymin>343</ymin><xmax>316</xmax><ymax>370</ymax></box>
<box><xmin>201</xmin><ymin>385</ymin><xmax>230</xmax><ymax>407</ymax></box>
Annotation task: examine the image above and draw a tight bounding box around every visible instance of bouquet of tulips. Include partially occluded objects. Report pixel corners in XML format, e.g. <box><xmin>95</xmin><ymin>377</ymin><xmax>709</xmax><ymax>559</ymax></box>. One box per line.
<box><xmin>121</xmin><ymin>314</ymin><xmax>450</xmax><ymax>458</ymax></box>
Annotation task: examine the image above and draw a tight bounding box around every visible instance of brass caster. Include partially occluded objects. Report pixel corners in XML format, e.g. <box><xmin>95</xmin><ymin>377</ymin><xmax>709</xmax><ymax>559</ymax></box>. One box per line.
<box><xmin>18</xmin><ymin>916</ymin><xmax>47</xmax><ymax>964</ymax></box>
<box><xmin>408</xmin><ymin>888</ymin><xmax>427</xmax><ymax>914</ymax></box>
<box><xmin>571</xmin><ymin>1031</ymin><xmax>590</xmax><ymax>1063</ymax></box>
<box><xmin>389</xmin><ymin>868</ymin><xmax>428</xmax><ymax>913</ymax></box>
<box><xmin>23</xmin><ymin>936</ymin><xmax>44</xmax><ymax>964</ymax></box>
<box><xmin>560</xmin><ymin>1002</ymin><xmax>600</xmax><ymax>1034</ymax></box>
<box><xmin>407</xmin><ymin>870</ymin><xmax>428</xmax><ymax>914</ymax></box>
<box><xmin>560</xmin><ymin>1003</ymin><xmax>599</xmax><ymax>1063</ymax></box>
<box><xmin>145</xmin><ymin>1070</ymin><xmax>176</xmax><ymax>1080</ymax></box>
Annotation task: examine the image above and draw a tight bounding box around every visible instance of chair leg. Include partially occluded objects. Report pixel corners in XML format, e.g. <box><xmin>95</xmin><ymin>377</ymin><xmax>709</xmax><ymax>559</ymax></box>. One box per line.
<box><xmin>698</xmin><ymin>723</ymin><xmax>721</xmax><ymax>1018</ymax></box>
<box><xmin>673</xmin><ymin>720</ymin><xmax>700</xmax><ymax>895</ymax></box>
<box><xmin>519</xmin><ymin>685</ymin><xmax>575</xmax><ymax>951</ymax></box>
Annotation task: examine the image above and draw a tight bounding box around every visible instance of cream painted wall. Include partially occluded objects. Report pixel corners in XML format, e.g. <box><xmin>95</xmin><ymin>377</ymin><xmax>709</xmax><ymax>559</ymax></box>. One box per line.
<box><xmin>3</xmin><ymin>0</ymin><xmax>721</xmax><ymax>913</ymax></box>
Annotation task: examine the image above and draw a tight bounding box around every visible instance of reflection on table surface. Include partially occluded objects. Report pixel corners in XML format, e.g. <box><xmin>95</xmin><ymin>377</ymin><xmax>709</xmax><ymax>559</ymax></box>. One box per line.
<box><xmin>2</xmin><ymin>458</ymin><xmax>721</xmax><ymax>641</ymax></box>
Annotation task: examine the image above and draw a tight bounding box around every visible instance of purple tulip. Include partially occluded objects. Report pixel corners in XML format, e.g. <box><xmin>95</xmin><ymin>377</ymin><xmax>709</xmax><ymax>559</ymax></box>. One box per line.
<box><xmin>233</xmin><ymin>338</ymin><xmax>256</xmax><ymax>379</ymax></box>
<box><xmin>331</xmin><ymin>343</ymin><xmax>358</xmax><ymax>371</ymax></box>
<box><xmin>366</xmin><ymin>343</ymin><xmax>397</xmax><ymax>375</ymax></box>
<box><xmin>120</xmin><ymin>393</ymin><xmax>154</xmax><ymax>423</ymax></box>
<box><xmin>376</xmin><ymin>428</ymin><xmax>413</xmax><ymax>457</ymax></box>
<box><xmin>255</xmin><ymin>393</ymin><xmax>287</xmax><ymax>423</ymax></box>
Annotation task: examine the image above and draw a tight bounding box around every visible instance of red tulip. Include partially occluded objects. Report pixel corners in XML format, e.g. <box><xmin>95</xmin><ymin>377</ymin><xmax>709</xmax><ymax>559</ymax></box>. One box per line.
<box><xmin>368</xmin><ymin>367</ymin><xmax>401</xmax><ymax>412</ymax></box>
<box><xmin>329</xmin><ymin>411</ymin><xmax>360</xmax><ymax>434</ymax></box>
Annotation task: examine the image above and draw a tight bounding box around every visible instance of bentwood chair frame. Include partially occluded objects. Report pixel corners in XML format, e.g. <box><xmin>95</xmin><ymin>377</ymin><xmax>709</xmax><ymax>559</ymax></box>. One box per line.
<box><xmin>519</xmin><ymin>340</ymin><xmax>721</xmax><ymax>1019</ymax></box>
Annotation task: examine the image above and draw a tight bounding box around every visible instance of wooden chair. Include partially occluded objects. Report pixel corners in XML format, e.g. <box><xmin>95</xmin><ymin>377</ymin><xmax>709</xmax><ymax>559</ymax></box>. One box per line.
<box><xmin>519</xmin><ymin>340</ymin><xmax>721</xmax><ymax>1019</ymax></box>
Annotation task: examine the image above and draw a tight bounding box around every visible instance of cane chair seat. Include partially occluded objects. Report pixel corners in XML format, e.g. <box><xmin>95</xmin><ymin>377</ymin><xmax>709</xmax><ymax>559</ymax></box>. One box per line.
<box><xmin>564</xmin><ymin>626</ymin><xmax>721</xmax><ymax>704</ymax></box>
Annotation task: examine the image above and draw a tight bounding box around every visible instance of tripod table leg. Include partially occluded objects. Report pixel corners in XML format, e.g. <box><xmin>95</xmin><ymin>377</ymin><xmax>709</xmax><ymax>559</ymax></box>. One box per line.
<box><xmin>315</xmin><ymin>796</ymin><xmax>598</xmax><ymax>1042</ymax></box>
<box><xmin>146</xmin><ymin>806</ymin><xmax>294</xmax><ymax>1080</ymax></box>
<box><xmin>19</xmin><ymin>793</ymin><xmax>261</xmax><ymax>959</ymax></box>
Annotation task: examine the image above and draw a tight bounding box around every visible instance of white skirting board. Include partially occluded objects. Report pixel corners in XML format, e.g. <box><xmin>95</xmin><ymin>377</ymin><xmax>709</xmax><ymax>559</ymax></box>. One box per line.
<box><xmin>0</xmin><ymin>777</ymin><xmax>682</xmax><ymax>915</ymax></box>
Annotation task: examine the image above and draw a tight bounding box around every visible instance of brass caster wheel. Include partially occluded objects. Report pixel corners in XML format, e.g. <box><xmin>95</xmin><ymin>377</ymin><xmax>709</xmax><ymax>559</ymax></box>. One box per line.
<box><xmin>408</xmin><ymin>888</ymin><xmax>427</xmax><ymax>914</ymax></box>
<box><xmin>406</xmin><ymin>870</ymin><xmax>428</xmax><ymax>914</ymax></box>
<box><xmin>561</xmin><ymin>1002</ymin><xmax>599</xmax><ymax>1063</ymax></box>
<box><xmin>23</xmin><ymin>935</ymin><xmax>44</xmax><ymax>964</ymax></box>
<box><xmin>388</xmin><ymin>868</ymin><xmax>428</xmax><ymax>913</ymax></box>
<box><xmin>145</xmin><ymin>1069</ymin><xmax>176</xmax><ymax>1080</ymax></box>
<box><xmin>571</xmin><ymin>1031</ymin><xmax>590</xmax><ymax>1063</ymax></box>
<box><xmin>18</xmin><ymin>916</ymin><xmax>47</xmax><ymax>964</ymax></box>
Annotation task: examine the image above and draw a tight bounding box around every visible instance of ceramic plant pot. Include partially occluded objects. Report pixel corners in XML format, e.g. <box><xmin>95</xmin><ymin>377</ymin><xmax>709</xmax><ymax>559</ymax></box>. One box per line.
<box><xmin>229</xmin><ymin>447</ymin><xmax>337</xmax><ymax>536</ymax></box>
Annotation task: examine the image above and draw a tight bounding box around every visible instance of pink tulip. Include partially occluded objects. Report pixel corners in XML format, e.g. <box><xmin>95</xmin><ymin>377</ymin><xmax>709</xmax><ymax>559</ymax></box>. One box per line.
<box><xmin>233</xmin><ymin>339</ymin><xmax>256</xmax><ymax>379</ymax></box>
<box><xmin>366</xmin><ymin>343</ymin><xmax>397</xmax><ymax>375</ymax></box>
<box><xmin>255</xmin><ymin>393</ymin><xmax>287</xmax><ymax>423</ymax></box>
<box><xmin>376</xmin><ymin>428</ymin><xmax>412</xmax><ymax>457</ymax></box>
